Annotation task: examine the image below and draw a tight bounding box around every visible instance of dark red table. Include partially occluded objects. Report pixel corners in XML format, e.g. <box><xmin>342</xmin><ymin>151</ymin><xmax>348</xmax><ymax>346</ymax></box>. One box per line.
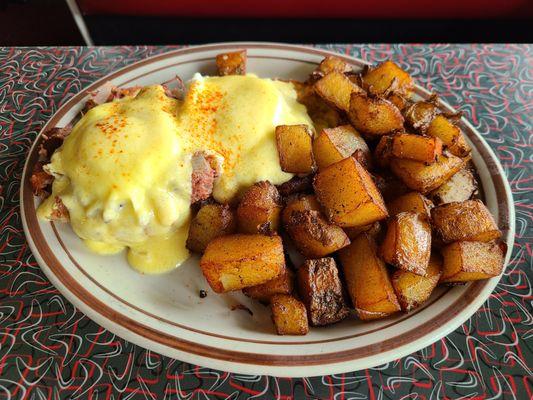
<box><xmin>0</xmin><ymin>44</ymin><xmax>531</xmax><ymax>399</ymax></box>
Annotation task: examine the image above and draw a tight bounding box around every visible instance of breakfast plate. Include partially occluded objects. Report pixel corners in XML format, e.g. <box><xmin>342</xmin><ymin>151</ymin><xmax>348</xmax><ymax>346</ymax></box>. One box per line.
<box><xmin>21</xmin><ymin>43</ymin><xmax>514</xmax><ymax>377</ymax></box>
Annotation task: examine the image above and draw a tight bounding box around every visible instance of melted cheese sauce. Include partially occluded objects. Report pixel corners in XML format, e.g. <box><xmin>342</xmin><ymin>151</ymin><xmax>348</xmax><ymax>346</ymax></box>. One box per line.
<box><xmin>38</xmin><ymin>74</ymin><xmax>313</xmax><ymax>273</ymax></box>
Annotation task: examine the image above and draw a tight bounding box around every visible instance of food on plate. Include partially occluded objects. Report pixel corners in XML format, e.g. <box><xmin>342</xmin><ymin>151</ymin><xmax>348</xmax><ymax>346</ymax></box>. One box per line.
<box><xmin>314</xmin><ymin>156</ymin><xmax>388</xmax><ymax>227</ymax></box>
<box><xmin>270</xmin><ymin>294</ymin><xmax>309</xmax><ymax>335</ymax></box>
<box><xmin>391</xmin><ymin>254</ymin><xmax>442</xmax><ymax>311</ymax></box>
<box><xmin>431</xmin><ymin>199</ymin><xmax>501</xmax><ymax>243</ymax></box>
<box><xmin>297</xmin><ymin>257</ymin><xmax>349</xmax><ymax>326</ymax></box>
<box><xmin>236</xmin><ymin>181</ymin><xmax>282</xmax><ymax>234</ymax></box>
<box><xmin>440</xmin><ymin>241</ymin><xmax>504</xmax><ymax>283</ymax></box>
<box><xmin>312</xmin><ymin>125</ymin><xmax>371</xmax><ymax>170</ymax></box>
<box><xmin>200</xmin><ymin>234</ymin><xmax>285</xmax><ymax>293</ymax></box>
<box><xmin>380</xmin><ymin>212</ymin><xmax>432</xmax><ymax>276</ymax></box>
<box><xmin>186</xmin><ymin>203</ymin><xmax>236</xmax><ymax>253</ymax></box>
<box><xmin>275</xmin><ymin>124</ymin><xmax>316</xmax><ymax>173</ymax></box>
<box><xmin>339</xmin><ymin>233</ymin><xmax>401</xmax><ymax>320</ymax></box>
<box><xmin>34</xmin><ymin>50</ymin><xmax>505</xmax><ymax>336</ymax></box>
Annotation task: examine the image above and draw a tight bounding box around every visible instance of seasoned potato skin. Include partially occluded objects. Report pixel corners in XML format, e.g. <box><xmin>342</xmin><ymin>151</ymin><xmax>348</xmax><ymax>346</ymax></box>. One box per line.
<box><xmin>348</xmin><ymin>93</ymin><xmax>405</xmax><ymax>136</ymax></box>
<box><xmin>311</xmin><ymin>56</ymin><xmax>352</xmax><ymax>80</ymax></box>
<box><xmin>313</xmin><ymin>125</ymin><xmax>371</xmax><ymax>171</ymax></box>
<box><xmin>390</xmin><ymin>152</ymin><xmax>465</xmax><ymax>193</ymax></box>
<box><xmin>282</xmin><ymin>194</ymin><xmax>321</xmax><ymax>226</ymax></box>
<box><xmin>344</xmin><ymin>221</ymin><xmax>382</xmax><ymax>241</ymax></box>
<box><xmin>186</xmin><ymin>203</ymin><xmax>236</xmax><ymax>253</ymax></box>
<box><xmin>237</xmin><ymin>181</ymin><xmax>282</xmax><ymax>234</ymax></box>
<box><xmin>339</xmin><ymin>233</ymin><xmax>400</xmax><ymax>320</ymax></box>
<box><xmin>216</xmin><ymin>50</ymin><xmax>247</xmax><ymax>76</ymax></box>
<box><xmin>297</xmin><ymin>257</ymin><xmax>349</xmax><ymax>326</ymax></box>
<box><xmin>403</xmin><ymin>101</ymin><xmax>438</xmax><ymax>132</ymax></box>
<box><xmin>200</xmin><ymin>234</ymin><xmax>285</xmax><ymax>293</ymax></box>
<box><xmin>244</xmin><ymin>265</ymin><xmax>294</xmax><ymax>302</ymax></box>
<box><xmin>314</xmin><ymin>71</ymin><xmax>365</xmax><ymax>112</ymax></box>
<box><xmin>431</xmin><ymin>199</ymin><xmax>501</xmax><ymax>243</ymax></box>
<box><xmin>387</xmin><ymin>192</ymin><xmax>434</xmax><ymax>218</ymax></box>
<box><xmin>374</xmin><ymin>135</ymin><xmax>394</xmax><ymax>168</ymax></box>
<box><xmin>363</xmin><ymin>60</ymin><xmax>413</xmax><ymax>96</ymax></box>
<box><xmin>314</xmin><ymin>157</ymin><xmax>388</xmax><ymax>227</ymax></box>
<box><xmin>440</xmin><ymin>241</ymin><xmax>504</xmax><ymax>283</ymax></box>
<box><xmin>275</xmin><ymin>124</ymin><xmax>316</xmax><ymax>174</ymax></box>
<box><xmin>285</xmin><ymin>210</ymin><xmax>350</xmax><ymax>258</ymax></box>
<box><xmin>392</xmin><ymin>254</ymin><xmax>442</xmax><ymax>311</ymax></box>
<box><xmin>426</xmin><ymin>115</ymin><xmax>470</xmax><ymax>157</ymax></box>
<box><xmin>270</xmin><ymin>294</ymin><xmax>309</xmax><ymax>335</ymax></box>
<box><xmin>380</xmin><ymin>212</ymin><xmax>432</xmax><ymax>276</ymax></box>
<box><xmin>276</xmin><ymin>174</ymin><xmax>314</xmax><ymax>197</ymax></box>
<box><xmin>430</xmin><ymin>168</ymin><xmax>477</xmax><ymax>205</ymax></box>
<box><xmin>391</xmin><ymin>133</ymin><xmax>443</xmax><ymax>164</ymax></box>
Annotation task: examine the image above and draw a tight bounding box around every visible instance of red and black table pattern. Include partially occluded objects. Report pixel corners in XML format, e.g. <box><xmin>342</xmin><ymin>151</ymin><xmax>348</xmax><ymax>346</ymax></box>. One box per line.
<box><xmin>0</xmin><ymin>44</ymin><xmax>531</xmax><ymax>399</ymax></box>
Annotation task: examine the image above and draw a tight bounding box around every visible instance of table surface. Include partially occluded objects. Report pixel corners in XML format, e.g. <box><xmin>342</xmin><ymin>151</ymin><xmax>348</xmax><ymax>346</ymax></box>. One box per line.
<box><xmin>0</xmin><ymin>44</ymin><xmax>531</xmax><ymax>399</ymax></box>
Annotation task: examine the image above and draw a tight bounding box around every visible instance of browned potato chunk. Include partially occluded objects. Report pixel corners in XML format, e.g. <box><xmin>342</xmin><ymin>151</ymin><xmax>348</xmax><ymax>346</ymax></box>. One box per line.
<box><xmin>313</xmin><ymin>125</ymin><xmax>371</xmax><ymax>170</ymax></box>
<box><xmin>186</xmin><ymin>203</ymin><xmax>236</xmax><ymax>253</ymax></box>
<box><xmin>348</xmin><ymin>93</ymin><xmax>404</xmax><ymax>136</ymax></box>
<box><xmin>440</xmin><ymin>241</ymin><xmax>504</xmax><ymax>283</ymax></box>
<box><xmin>373</xmin><ymin>172</ymin><xmax>410</xmax><ymax>202</ymax></box>
<box><xmin>392</xmin><ymin>254</ymin><xmax>442</xmax><ymax>311</ymax></box>
<box><xmin>312</xmin><ymin>56</ymin><xmax>352</xmax><ymax>79</ymax></box>
<box><xmin>282</xmin><ymin>194</ymin><xmax>321</xmax><ymax>225</ymax></box>
<box><xmin>216</xmin><ymin>50</ymin><xmax>246</xmax><ymax>75</ymax></box>
<box><xmin>380</xmin><ymin>212</ymin><xmax>432</xmax><ymax>276</ymax></box>
<box><xmin>391</xmin><ymin>133</ymin><xmax>443</xmax><ymax>164</ymax></box>
<box><xmin>363</xmin><ymin>60</ymin><xmax>413</xmax><ymax>95</ymax></box>
<box><xmin>314</xmin><ymin>157</ymin><xmax>388</xmax><ymax>227</ymax></box>
<box><xmin>237</xmin><ymin>181</ymin><xmax>282</xmax><ymax>234</ymax></box>
<box><xmin>297</xmin><ymin>257</ymin><xmax>349</xmax><ymax>326</ymax></box>
<box><xmin>403</xmin><ymin>101</ymin><xmax>438</xmax><ymax>132</ymax></box>
<box><xmin>387</xmin><ymin>192</ymin><xmax>434</xmax><ymax>218</ymax></box>
<box><xmin>314</xmin><ymin>71</ymin><xmax>364</xmax><ymax>111</ymax></box>
<box><xmin>431</xmin><ymin>199</ymin><xmax>501</xmax><ymax>243</ymax></box>
<box><xmin>292</xmin><ymin>81</ymin><xmax>342</xmax><ymax>132</ymax></box>
<box><xmin>285</xmin><ymin>210</ymin><xmax>350</xmax><ymax>258</ymax></box>
<box><xmin>390</xmin><ymin>152</ymin><xmax>465</xmax><ymax>193</ymax></box>
<box><xmin>275</xmin><ymin>124</ymin><xmax>316</xmax><ymax>174</ymax></box>
<box><xmin>200</xmin><ymin>234</ymin><xmax>285</xmax><ymax>293</ymax></box>
<box><xmin>243</xmin><ymin>265</ymin><xmax>294</xmax><ymax>302</ymax></box>
<box><xmin>339</xmin><ymin>233</ymin><xmax>400</xmax><ymax>320</ymax></box>
<box><xmin>276</xmin><ymin>174</ymin><xmax>313</xmax><ymax>197</ymax></box>
<box><xmin>270</xmin><ymin>294</ymin><xmax>309</xmax><ymax>335</ymax></box>
<box><xmin>388</xmin><ymin>93</ymin><xmax>409</xmax><ymax>111</ymax></box>
<box><xmin>374</xmin><ymin>135</ymin><xmax>394</xmax><ymax>168</ymax></box>
<box><xmin>344</xmin><ymin>221</ymin><xmax>382</xmax><ymax>240</ymax></box>
<box><xmin>430</xmin><ymin>168</ymin><xmax>477</xmax><ymax>205</ymax></box>
<box><xmin>426</xmin><ymin>115</ymin><xmax>470</xmax><ymax>157</ymax></box>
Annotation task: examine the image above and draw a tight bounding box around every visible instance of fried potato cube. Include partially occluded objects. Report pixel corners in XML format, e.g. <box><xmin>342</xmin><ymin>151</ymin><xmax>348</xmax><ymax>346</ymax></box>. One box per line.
<box><xmin>440</xmin><ymin>241</ymin><xmax>504</xmax><ymax>283</ymax></box>
<box><xmin>387</xmin><ymin>192</ymin><xmax>434</xmax><ymax>218</ymax></box>
<box><xmin>281</xmin><ymin>194</ymin><xmax>321</xmax><ymax>226</ymax></box>
<box><xmin>403</xmin><ymin>101</ymin><xmax>439</xmax><ymax>132</ymax></box>
<box><xmin>431</xmin><ymin>199</ymin><xmax>501</xmax><ymax>243</ymax></box>
<box><xmin>344</xmin><ymin>221</ymin><xmax>382</xmax><ymax>240</ymax></box>
<box><xmin>237</xmin><ymin>181</ymin><xmax>282</xmax><ymax>234</ymax></box>
<box><xmin>243</xmin><ymin>265</ymin><xmax>294</xmax><ymax>302</ymax></box>
<box><xmin>186</xmin><ymin>203</ymin><xmax>236</xmax><ymax>253</ymax></box>
<box><xmin>363</xmin><ymin>60</ymin><xmax>413</xmax><ymax>95</ymax></box>
<box><xmin>285</xmin><ymin>210</ymin><xmax>350</xmax><ymax>258</ymax></box>
<box><xmin>388</xmin><ymin>93</ymin><xmax>409</xmax><ymax>111</ymax></box>
<box><xmin>297</xmin><ymin>257</ymin><xmax>349</xmax><ymax>326</ymax></box>
<box><xmin>313</xmin><ymin>125</ymin><xmax>371</xmax><ymax>170</ymax></box>
<box><xmin>374</xmin><ymin>135</ymin><xmax>394</xmax><ymax>168</ymax></box>
<box><xmin>390</xmin><ymin>152</ymin><xmax>465</xmax><ymax>193</ymax></box>
<box><xmin>391</xmin><ymin>133</ymin><xmax>443</xmax><ymax>164</ymax></box>
<box><xmin>391</xmin><ymin>254</ymin><xmax>442</xmax><ymax>311</ymax></box>
<box><xmin>275</xmin><ymin>124</ymin><xmax>316</xmax><ymax>174</ymax></box>
<box><xmin>200</xmin><ymin>234</ymin><xmax>285</xmax><ymax>293</ymax></box>
<box><xmin>292</xmin><ymin>81</ymin><xmax>342</xmax><ymax>132</ymax></box>
<box><xmin>348</xmin><ymin>93</ymin><xmax>405</xmax><ymax>136</ymax></box>
<box><xmin>430</xmin><ymin>168</ymin><xmax>477</xmax><ymax>205</ymax></box>
<box><xmin>426</xmin><ymin>115</ymin><xmax>470</xmax><ymax>157</ymax></box>
<box><xmin>314</xmin><ymin>71</ymin><xmax>364</xmax><ymax>112</ymax></box>
<box><xmin>380</xmin><ymin>212</ymin><xmax>432</xmax><ymax>276</ymax></box>
<box><xmin>314</xmin><ymin>157</ymin><xmax>388</xmax><ymax>227</ymax></box>
<box><xmin>270</xmin><ymin>294</ymin><xmax>309</xmax><ymax>335</ymax></box>
<box><xmin>215</xmin><ymin>50</ymin><xmax>246</xmax><ymax>76</ymax></box>
<box><xmin>312</xmin><ymin>56</ymin><xmax>352</xmax><ymax>79</ymax></box>
<box><xmin>339</xmin><ymin>233</ymin><xmax>400</xmax><ymax>320</ymax></box>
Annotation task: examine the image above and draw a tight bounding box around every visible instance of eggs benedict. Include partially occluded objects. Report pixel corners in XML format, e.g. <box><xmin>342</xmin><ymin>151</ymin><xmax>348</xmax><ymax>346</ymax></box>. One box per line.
<box><xmin>37</xmin><ymin>74</ymin><xmax>313</xmax><ymax>273</ymax></box>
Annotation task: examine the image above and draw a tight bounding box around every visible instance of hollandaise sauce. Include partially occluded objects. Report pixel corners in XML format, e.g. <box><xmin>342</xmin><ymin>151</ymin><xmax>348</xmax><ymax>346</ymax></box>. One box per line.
<box><xmin>38</xmin><ymin>74</ymin><xmax>313</xmax><ymax>273</ymax></box>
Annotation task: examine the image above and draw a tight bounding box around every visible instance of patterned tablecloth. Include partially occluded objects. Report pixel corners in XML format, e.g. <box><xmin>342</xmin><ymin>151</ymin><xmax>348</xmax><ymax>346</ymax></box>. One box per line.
<box><xmin>0</xmin><ymin>44</ymin><xmax>531</xmax><ymax>399</ymax></box>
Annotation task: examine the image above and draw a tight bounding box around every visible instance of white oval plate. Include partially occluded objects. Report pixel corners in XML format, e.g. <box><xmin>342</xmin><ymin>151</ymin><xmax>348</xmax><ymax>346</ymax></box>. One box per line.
<box><xmin>21</xmin><ymin>43</ymin><xmax>515</xmax><ymax>377</ymax></box>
